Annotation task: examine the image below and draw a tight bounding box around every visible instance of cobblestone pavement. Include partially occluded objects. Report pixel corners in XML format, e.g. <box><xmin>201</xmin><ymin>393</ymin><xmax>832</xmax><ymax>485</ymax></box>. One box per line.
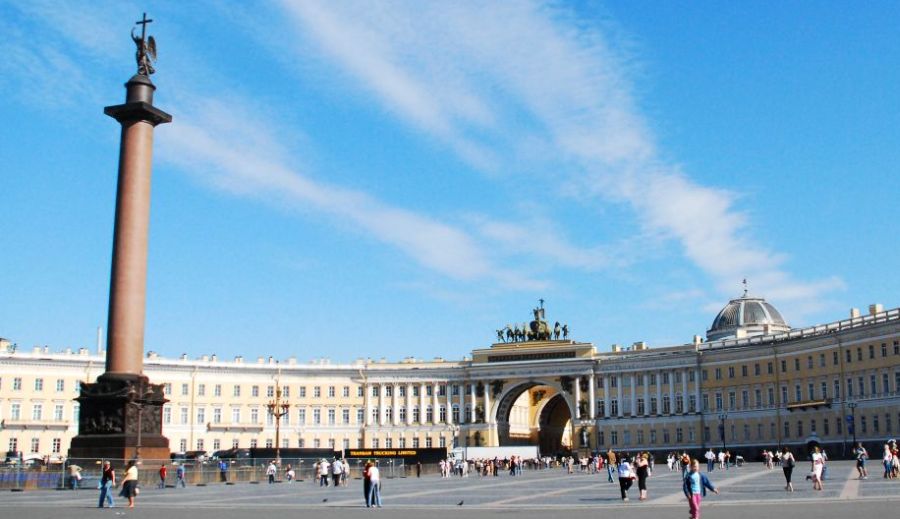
<box><xmin>1</xmin><ymin>461</ymin><xmax>897</xmax><ymax>518</ymax></box>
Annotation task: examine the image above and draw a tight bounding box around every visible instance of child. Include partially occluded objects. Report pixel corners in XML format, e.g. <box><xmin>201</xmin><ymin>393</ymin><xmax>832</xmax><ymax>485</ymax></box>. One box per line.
<box><xmin>683</xmin><ymin>459</ymin><xmax>718</xmax><ymax>519</ymax></box>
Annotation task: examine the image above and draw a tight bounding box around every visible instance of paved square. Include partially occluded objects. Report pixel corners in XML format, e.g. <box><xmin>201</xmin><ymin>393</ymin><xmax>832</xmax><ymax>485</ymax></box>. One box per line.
<box><xmin>1</xmin><ymin>461</ymin><xmax>897</xmax><ymax>518</ymax></box>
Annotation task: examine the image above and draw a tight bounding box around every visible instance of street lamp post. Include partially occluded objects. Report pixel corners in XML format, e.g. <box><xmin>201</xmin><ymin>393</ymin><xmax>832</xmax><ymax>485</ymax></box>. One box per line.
<box><xmin>718</xmin><ymin>412</ymin><xmax>729</xmax><ymax>456</ymax></box>
<box><xmin>848</xmin><ymin>402</ymin><xmax>858</xmax><ymax>451</ymax></box>
<box><xmin>266</xmin><ymin>387</ymin><xmax>290</xmax><ymax>465</ymax></box>
<box><xmin>128</xmin><ymin>388</ymin><xmax>154</xmax><ymax>462</ymax></box>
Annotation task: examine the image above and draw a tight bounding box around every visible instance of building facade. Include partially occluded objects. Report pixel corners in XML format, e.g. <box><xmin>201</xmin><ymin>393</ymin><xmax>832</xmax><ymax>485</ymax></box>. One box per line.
<box><xmin>2</xmin><ymin>297</ymin><xmax>899</xmax><ymax>461</ymax></box>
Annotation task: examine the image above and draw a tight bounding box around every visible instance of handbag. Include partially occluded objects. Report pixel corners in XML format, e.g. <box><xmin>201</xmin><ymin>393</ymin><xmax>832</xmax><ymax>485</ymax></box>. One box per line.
<box><xmin>135</xmin><ymin>486</ymin><xmax>140</xmax><ymax>495</ymax></box>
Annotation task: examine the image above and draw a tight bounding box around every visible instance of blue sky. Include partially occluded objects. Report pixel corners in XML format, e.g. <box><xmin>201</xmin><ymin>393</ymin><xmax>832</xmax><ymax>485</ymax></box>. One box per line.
<box><xmin>1</xmin><ymin>1</ymin><xmax>898</xmax><ymax>362</ymax></box>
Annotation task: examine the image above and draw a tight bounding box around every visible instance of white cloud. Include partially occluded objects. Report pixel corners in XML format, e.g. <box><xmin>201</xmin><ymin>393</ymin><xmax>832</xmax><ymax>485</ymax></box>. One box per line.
<box><xmin>278</xmin><ymin>0</ymin><xmax>842</xmax><ymax>315</ymax></box>
<box><xmin>157</xmin><ymin>100</ymin><xmax>496</xmax><ymax>281</ymax></box>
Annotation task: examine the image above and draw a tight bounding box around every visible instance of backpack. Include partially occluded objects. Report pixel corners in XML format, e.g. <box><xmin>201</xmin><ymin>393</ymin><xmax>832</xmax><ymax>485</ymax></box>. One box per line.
<box><xmin>784</xmin><ymin>455</ymin><xmax>794</xmax><ymax>468</ymax></box>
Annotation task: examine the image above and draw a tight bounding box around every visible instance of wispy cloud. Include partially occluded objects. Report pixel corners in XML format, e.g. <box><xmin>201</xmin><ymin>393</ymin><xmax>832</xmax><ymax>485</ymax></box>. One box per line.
<box><xmin>4</xmin><ymin>0</ymin><xmax>844</xmax><ymax>319</ymax></box>
<box><xmin>2</xmin><ymin>1</ymin><xmax>568</xmax><ymax>290</ymax></box>
<box><xmin>157</xmin><ymin>99</ymin><xmax>494</xmax><ymax>281</ymax></box>
<box><xmin>278</xmin><ymin>0</ymin><xmax>843</xmax><ymax>317</ymax></box>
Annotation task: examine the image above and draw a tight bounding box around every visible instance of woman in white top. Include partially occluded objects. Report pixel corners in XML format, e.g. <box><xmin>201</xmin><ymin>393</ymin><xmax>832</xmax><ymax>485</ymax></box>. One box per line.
<box><xmin>884</xmin><ymin>444</ymin><xmax>895</xmax><ymax>479</ymax></box>
<box><xmin>119</xmin><ymin>460</ymin><xmax>139</xmax><ymax>508</ymax></box>
<box><xmin>810</xmin><ymin>446</ymin><xmax>825</xmax><ymax>491</ymax></box>
<box><xmin>617</xmin><ymin>457</ymin><xmax>635</xmax><ymax>501</ymax></box>
<box><xmin>367</xmin><ymin>465</ymin><xmax>382</xmax><ymax>508</ymax></box>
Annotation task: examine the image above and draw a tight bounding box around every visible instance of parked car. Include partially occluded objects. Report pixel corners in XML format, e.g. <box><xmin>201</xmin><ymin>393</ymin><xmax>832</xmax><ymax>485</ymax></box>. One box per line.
<box><xmin>170</xmin><ymin>450</ymin><xmax>208</xmax><ymax>467</ymax></box>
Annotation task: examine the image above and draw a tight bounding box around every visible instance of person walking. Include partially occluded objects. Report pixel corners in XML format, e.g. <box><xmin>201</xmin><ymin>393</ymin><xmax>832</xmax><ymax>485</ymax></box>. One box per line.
<box><xmin>266</xmin><ymin>460</ymin><xmax>277</xmax><ymax>484</ymax></box>
<box><xmin>781</xmin><ymin>447</ymin><xmax>795</xmax><ymax>492</ymax></box>
<box><xmin>681</xmin><ymin>452</ymin><xmax>691</xmax><ymax>478</ymax></box>
<box><xmin>882</xmin><ymin>444</ymin><xmax>894</xmax><ymax>479</ymax></box>
<box><xmin>285</xmin><ymin>464</ymin><xmax>295</xmax><ymax>483</ymax></box>
<box><xmin>67</xmin><ymin>463</ymin><xmax>83</xmax><ymax>490</ymax></box>
<box><xmin>810</xmin><ymin>446</ymin><xmax>825</xmax><ymax>491</ymax></box>
<box><xmin>683</xmin><ymin>459</ymin><xmax>718</xmax><ymax>519</ymax></box>
<box><xmin>218</xmin><ymin>459</ymin><xmax>229</xmax><ymax>482</ymax></box>
<box><xmin>617</xmin><ymin>456</ymin><xmax>635</xmax><ymax>501</ymax></box>
<box><xmin>854</xmin><ymin>443</ymin><xmax>869</xmax><ymax>479</ymax></box>
<box><xmin>635</xmin><ymin>453</ymin><xmax>650</xmax><ymax>501</ymax></box>
<box><xmin>318</xmin><ymin>459</ymin><xmax>331</xmax><ymax>486</ymax></box>
<box><xmin>332</xmin><ymin>458</ymin><xmax>343</xmax><ymax>487</ymax></box>
<box><xmin>119</xmin><ymin>460</ymin><xmax>139</xmax><ymax>508</ymax></box>
<box><xmin>175</xmin><ymin>463</ymin><xmax>186</xmax><ymax>488</ymax></box>
<box><xmin>98</xmin><ymin>461</ymin><xmax>116</xmax><ymax>508</ymax></box>
<box><xmin>704</xmin><ymin>449</ymin><xmax>715</xmax><ymax>472</ymax></box>
<box><xmin>367</xmin><ymin>463</ymin><xmax>382</xmax><ymax>508</ymax></box>
<box><xmin>363</xmin><ymin>460</ymin><xmax>373</xmax><ymax>506</ymax></box>
<box><xmin>606</xmin><ymin>449</ymin><xmax>617</xmax><ymax>483</ymax></box>
<box><xmin>158</xmin><ymin>464</ymin><xmax>167</xmax><ymax>489</ymax></box>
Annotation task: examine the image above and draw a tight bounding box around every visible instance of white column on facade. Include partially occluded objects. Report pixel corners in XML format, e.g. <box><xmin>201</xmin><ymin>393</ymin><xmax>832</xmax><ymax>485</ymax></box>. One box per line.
<box><xmin>642</xmin><ymin>373</ymin><xmax>650</xmax><ymax>416</ymax></box>
<box><xmin>588</xmin><ymin>373</ymin><xmax>596</xmax><ymax>420</ymax></box>
<box><xmin>457</xmin><ymin>383</ymin><xmax>465</xmax><ymax>424</ymax></box>
<box><xmin>365</xmin><ymin>383</ymin><xmax>373</xmax><ymax>426</ymax></box>
<box><xmin>447</xmin><ymin>385</ymin><xmax>454</xmax><ymax>425</ymax></box>
<box><xmin>655</xmin><ymin>371</ymin><xmax>662</xmax><ymax>416</ymax></box>
<box><xmin>668</xmin><ymin>371</ymin><xmax>675</xmax><ymax>415</ymax></box>
<box><xmin>695</xmin><ymin>368</ymin><xmax>701</xmax><ymax>413</ymax></box>
<box><xmin>420</xmin><ymin>383</ymin><xmax>427</xmax><ymax>423</ymax></box>
<box><xmin>603</xmin><ymin>376</ymin><xmax>611</xmax><ymax>418</ymax></box>
<box><xmin>392</xmin><ymin>383</ymin><xmax>399</xmax><ymax>425</ymax></box>
<box><xmin>681</xmin><ymin>371</ymin><xmax>688</xmax><ymax>414</ymax></box>
<box><xmin>574</xmin><ymin>376</ymin><xmax>582</xmax><ymax>420</ymax></box>
<box><xmin>433</xmin><ymin>382</ymin><xmax>440</xmax><ymax>424</ymax></box>
<box><xmin>484</xmin><ymin>381</ymin><xmax>492</xmax><ymax>424</ymax></box>
<box><xmin>630</xmin><ymin>372</ymin><xmax>637</xmax><ymax>416</ymax></box>
<box><xmin>470</xmin><ymin>383</ymin><xmax>477</xmax><ymax>422</ymax></box>
<box><xmin>378</xmin><ymin>384</ymin><xmax>386</xmax><ymax>425</ymax></box>
<box><xmin>406</xmin><ymin>383</ymin><xmax>413</xmax><ymax>425</ymax></box>
<box><xmin>616</xmin><ymin>375</ymin><xmax>623</xmax><ymax>417</ymax></box>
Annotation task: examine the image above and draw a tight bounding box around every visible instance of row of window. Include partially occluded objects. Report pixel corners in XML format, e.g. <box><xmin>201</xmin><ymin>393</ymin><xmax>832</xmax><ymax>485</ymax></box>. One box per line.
<box><xmin>7</xmin><ymin>438</ymin><xmax>63</xmax><ymax>455</ymax></box>
<box><xmin>700</xmin><ymin>373</ymin><xmax>900</xmax><ymax>412</ymax></box>
<box><xmin>599</xmin><ymin>371</ymin><xmax>696</xmax><ymax>389</ymax></box>
<box><xmin>703</xmin><ymin>341</ymin><xmax>900</xmax><ymax>382</ymax></box>
<box><xmin>159</xmin><ymin>383</ymin><xmax>469</xmax><ymax>399</ymax></box>
<box><xmin>1</xmin><ymin>378</ymin><xmax>76</xmax><ymax>393</ymax></box>
<box><xmin>597</xmin><ymin>394</ymin><xmax>696</xmax><ymax>416</ymax></box>
<box><xmin>3</xmin><ymin>403</ymin><xmax>77</xmax><ymax>422</ymax></box>
<box><xmin>163</xmin><ymin>405</ymin><xmax>466</xmax><ymax>426</ymax></box>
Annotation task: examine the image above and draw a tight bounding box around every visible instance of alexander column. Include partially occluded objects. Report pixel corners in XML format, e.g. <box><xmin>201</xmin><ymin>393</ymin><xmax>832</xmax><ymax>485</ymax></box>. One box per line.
<box><xmin>69</xmin><ymin>14</ymin><xmax>172</xmax><ymax>461</ymax></box>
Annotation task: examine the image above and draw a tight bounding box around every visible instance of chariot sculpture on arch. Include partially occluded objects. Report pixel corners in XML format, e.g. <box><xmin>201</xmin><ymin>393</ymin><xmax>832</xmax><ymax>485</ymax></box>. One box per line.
<box><xmin>495</xmin><ymin>299</ymin><xmax>569</xmax><ymax>342</ymax></box>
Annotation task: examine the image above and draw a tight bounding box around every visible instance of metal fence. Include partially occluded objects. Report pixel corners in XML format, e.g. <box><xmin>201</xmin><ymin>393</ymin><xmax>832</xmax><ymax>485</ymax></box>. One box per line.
<box><xmin>0</xmin><ymin>457</ymin><xmax>412</xmax><ymax>491</ymax></box>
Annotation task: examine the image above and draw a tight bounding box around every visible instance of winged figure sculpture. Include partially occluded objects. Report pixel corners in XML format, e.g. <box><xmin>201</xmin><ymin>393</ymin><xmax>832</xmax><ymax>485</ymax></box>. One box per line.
<box><xmin>131</xmin><ymin>28</ymin><xmax>157</xmax><ymax>76</ymax></box>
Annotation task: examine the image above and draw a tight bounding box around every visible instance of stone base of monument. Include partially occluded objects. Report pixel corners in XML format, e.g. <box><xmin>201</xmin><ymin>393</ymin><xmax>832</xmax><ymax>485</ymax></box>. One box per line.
<box><xmin>68</xmin><ymin>374</ymin><xmax>170</xmax><ymax>461</ymax></box>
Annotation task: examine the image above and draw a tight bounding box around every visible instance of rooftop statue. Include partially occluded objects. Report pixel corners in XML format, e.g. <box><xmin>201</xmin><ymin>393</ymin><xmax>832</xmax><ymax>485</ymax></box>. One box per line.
<box><xmin>131</xmin><ymin>13</ymin><xmax>157</xmax><ymax>76</ymax></box>
<box><xmin>494</xmin><ymin>300</ymin><xmax>569</xmax><ymax>342</ymax></box>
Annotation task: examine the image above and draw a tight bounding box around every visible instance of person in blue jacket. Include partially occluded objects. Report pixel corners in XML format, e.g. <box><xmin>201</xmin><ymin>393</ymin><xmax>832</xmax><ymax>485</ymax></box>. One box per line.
<box><xmin>683</xmin><ymin>459</ymin><xmax>719</xmax><ymax>519</ymax></box>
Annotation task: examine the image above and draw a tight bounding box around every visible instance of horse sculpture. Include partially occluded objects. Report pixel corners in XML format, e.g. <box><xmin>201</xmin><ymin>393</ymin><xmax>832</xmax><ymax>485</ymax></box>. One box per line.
<box><xmin>553</xmin><ymin>322</ymin><xmax>561</xmax><ymax>340</ymax></box>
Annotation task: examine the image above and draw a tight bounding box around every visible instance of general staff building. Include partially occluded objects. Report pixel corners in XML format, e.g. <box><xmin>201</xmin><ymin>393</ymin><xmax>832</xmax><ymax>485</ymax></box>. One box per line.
<box><xmin>2</xmin><ymin>294</ymin><xmax>899</xmax><ymax>460</ymax></box>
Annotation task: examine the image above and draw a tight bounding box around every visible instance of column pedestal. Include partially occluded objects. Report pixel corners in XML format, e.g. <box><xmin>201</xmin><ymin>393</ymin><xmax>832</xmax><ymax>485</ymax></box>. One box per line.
<box><xmin>68</xmin><ymin>374</ymin><xmax>169</xmax><ymax>460</ymax></box>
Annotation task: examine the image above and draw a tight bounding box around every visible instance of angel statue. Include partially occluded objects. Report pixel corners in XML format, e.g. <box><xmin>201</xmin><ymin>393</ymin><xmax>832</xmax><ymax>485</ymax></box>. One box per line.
<box><xmin>131</xmin><ymin>26</ymin><xmax>157</xmax><ymax>76</ymax></box>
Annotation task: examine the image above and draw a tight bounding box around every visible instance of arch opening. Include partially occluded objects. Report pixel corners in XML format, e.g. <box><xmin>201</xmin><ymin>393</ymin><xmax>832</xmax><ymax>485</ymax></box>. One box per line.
<box><xmin>495</xmin><ymin>381</ymin><xmax>573</xmax><ymax>454</ymax></box>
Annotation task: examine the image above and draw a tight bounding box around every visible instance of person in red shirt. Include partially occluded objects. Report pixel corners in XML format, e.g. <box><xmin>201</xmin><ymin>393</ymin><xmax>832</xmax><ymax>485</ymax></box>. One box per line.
<box><xmin>158</xmin><ymin>464</ymin><xmax>167</xmax><ymax>489</ymax></box>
